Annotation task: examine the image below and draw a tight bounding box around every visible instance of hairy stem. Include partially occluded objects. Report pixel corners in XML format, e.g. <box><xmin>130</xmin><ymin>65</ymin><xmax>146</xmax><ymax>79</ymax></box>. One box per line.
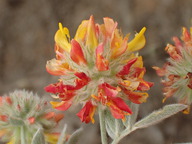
<box><xmin>21</xmin><ymin>126</ymin><xmax>26</xmax><ymax>144</ymax></box>
<box><xmin>99</xmin><ymin>107</ymin><xmax>108</xmax><ymax>144</ymax></box>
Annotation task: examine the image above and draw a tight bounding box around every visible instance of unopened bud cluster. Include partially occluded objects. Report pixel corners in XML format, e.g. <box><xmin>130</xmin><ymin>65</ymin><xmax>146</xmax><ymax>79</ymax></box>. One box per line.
<box><xmin>0</xmin><ymin>90</ymin><xmax>64</xmax><ymax>144</ymax></box>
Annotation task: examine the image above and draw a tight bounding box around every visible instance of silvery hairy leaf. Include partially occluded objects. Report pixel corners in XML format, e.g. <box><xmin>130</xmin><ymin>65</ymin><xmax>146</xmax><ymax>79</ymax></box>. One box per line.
<box><xmin>66</xmin><ymin>127</ymin><xmax>83</xmax><ymax>144</ymax></box>
<box><xmin>133</xmin><ymin>104</ymin><xmax>187</xmax><ymax>129</ymax></box>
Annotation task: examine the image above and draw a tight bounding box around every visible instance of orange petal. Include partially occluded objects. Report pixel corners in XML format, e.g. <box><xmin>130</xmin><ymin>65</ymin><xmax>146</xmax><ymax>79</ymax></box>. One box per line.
<box><xmin>137</xmin><ymin>81</ymin><xmax>153</xmax><ymax>91</ymax></box>
<box><xmin>43</xmin><ymin>112</ymin><xmax>55</xmax><ymax>119</ymax></box>
<box><xmin>46</xmin><ymin>59</ymin><xmax>72</xmax><ymax>76</ymax></box>
<box><xmin>109</xmin><ymin>104</ymin><xmax>126</xmax><ymax>119</ymax></box>
<box><xmin>123</xmin><ymin>89</ymin><xmax>148</xmax><ymax>104</ymax></box>
<box><xmin>153</xmin><ymin>66</ymin><xmax>167</xmax><ymax>77</ymax></box>
<box><xmin>5</xmin><ymin>97</ymin><xmax>12</xmax><ymax>105</ymax></box>
<box><xmin>54</xmin><ymin>44</ymin><xmax>65</xmax><ymax>60</ymax></box>
<box><xmin>70</xmin><ymin>39</ymin><xmax>87</xmax><ymax>65</ymax></box>
<box><xmin>28</xmin><ymin>117</ymin><xmax>35</xmax><ymax>124</ymax></box>
<box><xmin>172</xmin><ymin>36</ymin><xmax>182</xmax><ymax>52</ymax></box>
<box><xmin>54</xmin><ymin>113</ymin><xmax>64</xmax><ymax>123</ymax></box>
<box><xmin>103</xmin><ymin>17</ymin><xmax>117</xmax><ymax>37</ymax></box>
<box><xmin>182</xmin><ymin>27</ymin><xmax>191</xmax><ymax>42</ymax></box>
<box><xmin>165</xmin><ymin>44</ymin><xmax>182</xmax><ymax>60</ymax></box>
<box><xmin>111</xmin><ymin>37</ymin><xmax>128</xmax><ymax>58</ymax></box>
<box><xmin>0</xmin><ymin>115</ymin><xmax>8</xmax><ymax>122</ymax></box>
<box><xmin>96</xmin><ymin>43</ymin><xmax>109</xmax><ymax>71</ymax></box>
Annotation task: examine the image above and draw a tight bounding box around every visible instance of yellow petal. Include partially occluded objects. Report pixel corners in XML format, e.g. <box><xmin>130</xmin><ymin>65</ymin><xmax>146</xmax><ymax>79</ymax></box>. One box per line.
<box><xmin>54</xmin><ymin>23</ymin><xmax>71</xmax><ymax>52</ymax></box>
<box><xmin>74</xmin><ymin>20</ymin><xmax>88</xmax><ymax>42</ymax></box>
<box><xmin>128</xmin><ymin>27</ymin><xmax>146</xmax><ymax>52</ymax></box>
<box><xmin>50</xmin><ymin>101</ymin><xmax>64</xmax><ymax>107</ymax></box>
<box><xmin>86</xmin><ymin>16</ymin><xmax>98</xmax><ymax>50</ymax></box>
<box><xmin>45</xmin><ymin>133</ymin><xmax>60</xmax><ymax>144</ymax></box>
<box><xmin>134</xmin><ymin>56</ymin><xmax>143</xmax><ymax>68</ymax></box>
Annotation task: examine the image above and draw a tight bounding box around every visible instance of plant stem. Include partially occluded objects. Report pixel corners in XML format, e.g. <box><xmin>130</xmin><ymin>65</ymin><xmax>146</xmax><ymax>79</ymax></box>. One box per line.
<box><xmin>115</xmin><ymin>119</ymin><xmax>120</xmax><ymax>136</ymax></box>
<box><xmin>21</xmin><ymin>126</ymin><xmax>26</xmax><ymax>144</ymax></box>
<box><xmin>99</xmin><ymin>107</ymin><xmax>108</xmax><ymax>144</ymax></box>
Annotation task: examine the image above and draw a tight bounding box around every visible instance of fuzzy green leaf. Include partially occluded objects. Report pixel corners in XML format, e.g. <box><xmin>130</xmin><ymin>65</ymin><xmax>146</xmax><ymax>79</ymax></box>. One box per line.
<box><xmin>66</xmin><ymin>128</ymin><xmax>83</xmax><ymax>144</ymax></box>
<box><xmin>31</xmin><ymin>129</ymin><xmax>45</xmax><ymax>144</ymax></box>
<box><xmin>134</xmin><ymin>104</ymin><xmax>187</xmax><ymax>129</ymax></box>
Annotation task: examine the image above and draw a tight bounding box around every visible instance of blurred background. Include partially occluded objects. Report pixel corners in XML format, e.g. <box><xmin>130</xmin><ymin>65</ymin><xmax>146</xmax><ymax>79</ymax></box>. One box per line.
<box><xmin>0</xmin><ymin>0</ymin><xmax>192</xmax><ymax>143</ymax></box>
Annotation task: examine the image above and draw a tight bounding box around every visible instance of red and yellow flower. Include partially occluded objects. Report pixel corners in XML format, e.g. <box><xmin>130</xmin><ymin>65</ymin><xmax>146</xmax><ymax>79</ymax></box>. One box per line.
<box><xmin>154</xmin><ymin>27</ymin><xmax>192</xmax><ymax>113</ymax></box>
<box><xmin>45</xmin><ymin>16</ymin><xmax>153</xmax><ymax>123</ymax></box>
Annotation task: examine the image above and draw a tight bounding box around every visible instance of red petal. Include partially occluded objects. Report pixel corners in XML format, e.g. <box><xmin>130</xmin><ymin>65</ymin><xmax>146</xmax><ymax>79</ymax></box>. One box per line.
<box><xmin>74</xmin><ymin>72</ymin><xmax>90</xmax><ymax>89</ymax></box>
<box><xmin>117</xmin><ymin>58</ymin><xmax>137</xmax><ymax>76</ymax></box>
<box><xmin>137</xmin><ymin>81</ymin><xmax>154</xmax><ymax>91</ymax></box>
<box><xmin>51</xmin><ymin>101</ymin><xmax>72</xmax><ymax>111</ymax></box>
<box><xmin>111</xmin><ymin>97</ymin><xmax>132</xmax><ymax>114</ymax></box>
<box><xmin>54</xmin><ymin>83</ymin><xmax>76</xmax><ymax>101</ymax></box>
<box><xmin>109</xmin><ymin>105</ymin><xmax>125</xmax><ymax>119</ymax></box>
<box><xmin>76</xmin><ymin>101</ymin><xmax>96</xmax><ymax>123</ymax></box>
<box><xmin>45</xmin><ymin>73</ymin><xmax>90</xmax><ymax>101</ymax></box>
<box><xmin>44</xmin><ymin>83</ymin><xmax>60</xmax><ymax>94</ymax></box>
<box><xmin>45</xmin><ymin>82</ymin><xmax>75</xmax><ymax>94</ymax></box>
<box><xmin>70</xmin><ymin>39</ymin><xmax>87</xmax><ymax>65</ymax></box>
<box><xmin>99</xmin><ymin>83</ymin><xmax>119</xmax><ymax>97</ymax></box>
<box><xmin>0</xmin><ymin>115</ymin><xmax>8</xmax><ymax>122</ymax></box>
<box><xmin>75</xmin><ymin>72</ymin><xmax>90</xmax><ymax>81</ymax></box>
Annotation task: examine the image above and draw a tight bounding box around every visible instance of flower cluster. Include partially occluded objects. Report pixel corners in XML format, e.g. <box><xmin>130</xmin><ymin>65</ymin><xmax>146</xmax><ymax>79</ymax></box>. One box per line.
<box><xmin>154</xmin><ymin>27</ymin><xmax>192</xmax><ymax>113</ymax></box>
<box><xmin>45</xmin><ymin>16</ymin><xmax>153</xmax><ymax>123</ymax></box>
<box><xmin>0</xmin><ymin>90</ymin><xmax>64</xmax><ymax>144</ymax></box>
